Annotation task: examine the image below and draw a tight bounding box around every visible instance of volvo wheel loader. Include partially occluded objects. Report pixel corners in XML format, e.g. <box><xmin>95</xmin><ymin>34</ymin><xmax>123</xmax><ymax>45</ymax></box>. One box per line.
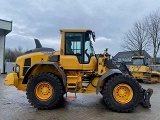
<box><xmin>4</xmin><ymin>29</ymin><xmax>153</xmax><ymax>113</ymax></box>
<box><xmin>129</xmin><ymin>56</ymin><xmax>160</xmax><ymax>83</ymax></box>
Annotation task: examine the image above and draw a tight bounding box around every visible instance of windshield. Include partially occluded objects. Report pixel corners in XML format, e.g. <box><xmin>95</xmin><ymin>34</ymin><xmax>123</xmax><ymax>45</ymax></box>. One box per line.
<box><xmin>132</xmin><ymin>58</ymin><xmax>145</xmax><ymax>65</ymax></box>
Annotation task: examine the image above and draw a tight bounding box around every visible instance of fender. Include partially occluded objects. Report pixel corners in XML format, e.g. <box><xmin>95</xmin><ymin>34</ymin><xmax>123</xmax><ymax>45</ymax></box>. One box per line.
<box><xmin>22</xmin><ymin>62</ymin><xmax>67</xmax><ymax>87</ymax></box>
<box><xmin>96</xmin><ymin>69</ymin><xmax>122</xmax><ymax>94</ymax></box>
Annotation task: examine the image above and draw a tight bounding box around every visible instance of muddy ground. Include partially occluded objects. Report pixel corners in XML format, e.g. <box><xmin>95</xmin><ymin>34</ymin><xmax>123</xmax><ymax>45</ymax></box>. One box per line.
<box><xmin>0</xmin><ymin>75</ymin><xmax>160</xmax><ymax>120</ymax></box>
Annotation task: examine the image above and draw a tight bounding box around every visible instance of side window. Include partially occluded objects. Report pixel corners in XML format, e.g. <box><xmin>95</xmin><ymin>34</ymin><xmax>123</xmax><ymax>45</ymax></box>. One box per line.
<box><xmin>84</xmin><ymin>33</ymin><xmax>94</xmax><ymax>63</ymax></box>
<box><xmin>84</xmin><ymin>41</ymin><xmax>90</xmax><ymax>63</ymax></box>
<box><xmin>65</xmin><ymin>32</ymin><xmax>83</xmax><ymax>63</ymax></box>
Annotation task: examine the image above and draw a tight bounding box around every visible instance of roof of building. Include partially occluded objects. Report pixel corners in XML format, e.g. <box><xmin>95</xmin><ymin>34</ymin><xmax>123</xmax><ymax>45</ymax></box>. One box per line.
<box><xmin>114</xmin><ymin>50</ymin><xmax>151</xmax><ymax>59</ymax></box>
<box><xmin>0</xmin><ymin>19</ymin><xmax>12</xmax><ymax>35</ymax></box>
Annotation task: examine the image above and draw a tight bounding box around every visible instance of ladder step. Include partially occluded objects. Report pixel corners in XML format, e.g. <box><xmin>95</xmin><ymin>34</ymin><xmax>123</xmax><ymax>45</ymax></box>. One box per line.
<box><xmin>67</xmin><ymin>85</ymin><xmax>76</xmax><ymax>88</ymax></box>
<box><xmin>67</xmin><ymin>76</ymin><xmax>78</xmax><ymax>78</ymax></box>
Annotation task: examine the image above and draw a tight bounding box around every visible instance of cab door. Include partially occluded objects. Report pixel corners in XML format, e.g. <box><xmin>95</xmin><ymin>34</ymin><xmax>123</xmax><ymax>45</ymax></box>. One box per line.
<box><xmin>82</xmin><ymin>32</ymin><xmax>97</xmax><ymax>70</ymax></box>
<box><xmin>60</xmin><ymin>32</ymin><xmax>83</xmax><ymax>70</ymax></box>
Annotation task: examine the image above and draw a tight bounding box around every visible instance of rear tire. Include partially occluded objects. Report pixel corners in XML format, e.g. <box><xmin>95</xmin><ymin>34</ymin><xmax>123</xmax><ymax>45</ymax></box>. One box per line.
<box><xmin>26</xmin><ymin>72</ymin><xmax>64</xmax><ymax>109</ymax></box>
<box><xmin>102</xmin><ymin>74</ymin><xmax>141</xmax><ymax>112</ymax></box>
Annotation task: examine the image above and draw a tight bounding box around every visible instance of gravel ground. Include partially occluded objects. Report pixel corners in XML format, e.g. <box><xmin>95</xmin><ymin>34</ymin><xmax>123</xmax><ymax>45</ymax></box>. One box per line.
<box><xmin>0</xmin><ymin>75</ymin><xmax>160</xmax><ymax>120</ymax></box>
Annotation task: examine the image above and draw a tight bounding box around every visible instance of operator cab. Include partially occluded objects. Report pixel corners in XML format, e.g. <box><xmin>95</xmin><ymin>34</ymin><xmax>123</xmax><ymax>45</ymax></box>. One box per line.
<box><xmin>60</xmin><ymin>29</ymin><xmax>97</xmax><ymax>70</ymax></box>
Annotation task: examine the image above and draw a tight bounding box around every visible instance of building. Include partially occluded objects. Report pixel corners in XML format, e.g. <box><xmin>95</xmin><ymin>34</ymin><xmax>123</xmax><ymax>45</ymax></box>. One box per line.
<box><xmin>0</xmin><ymin>19</ymin><xmax>12</xmax><ymax>73</ymax></box>
<box><xmin>113</xmin><ymin>50</ymin><xmax>151</xmax><ymax>65</ymax></box>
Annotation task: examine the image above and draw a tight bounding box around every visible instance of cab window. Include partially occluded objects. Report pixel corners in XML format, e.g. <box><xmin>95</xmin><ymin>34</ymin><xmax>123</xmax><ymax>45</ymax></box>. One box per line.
<box><xmin>84</xmin><ymin>32</ymin><xmax>95</xmax><ymax>63</ymax></box>
<box><xmin>65</xmin><ymin>32</ymin><xmax>83</xmax><ymax>63</ymax></box>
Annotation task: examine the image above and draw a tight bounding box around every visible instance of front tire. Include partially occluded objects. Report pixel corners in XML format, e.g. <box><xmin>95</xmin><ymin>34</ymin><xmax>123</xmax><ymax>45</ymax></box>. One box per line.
<box><xmin>26</xmin><ymin>73</ymin><xmax>64</xmax><ymax>109</ymax></box>
<box><xmin>102</xmin><ymin>74</ymin><xmax>141</xmax><ymax>112</ymax></box>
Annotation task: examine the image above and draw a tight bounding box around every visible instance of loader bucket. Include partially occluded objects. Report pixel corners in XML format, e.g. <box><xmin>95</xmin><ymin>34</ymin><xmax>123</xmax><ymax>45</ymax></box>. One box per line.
<box><xmin>118</xmin><ymin>62</ymin><xmax>153</xmax><ymax>108</ymax></box>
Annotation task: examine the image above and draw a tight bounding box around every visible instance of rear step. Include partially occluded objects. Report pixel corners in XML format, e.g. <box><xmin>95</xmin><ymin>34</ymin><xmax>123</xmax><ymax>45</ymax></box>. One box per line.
<box><xmin>66</xmin><ymin>95</ymin><xmax>77</xmax><ymax>100</ymax></box>
<box><xmin>66</xmin><ymin>75</ymin><xmax>81</xmax><ymax>100</ymax></box>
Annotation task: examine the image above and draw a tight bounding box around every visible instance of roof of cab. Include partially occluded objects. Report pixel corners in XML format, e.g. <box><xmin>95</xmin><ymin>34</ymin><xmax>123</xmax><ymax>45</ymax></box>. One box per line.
<box><xmin>60</xmin><ymin>29</ymin><xmax>92</xmax><ymax>32</ymax></box>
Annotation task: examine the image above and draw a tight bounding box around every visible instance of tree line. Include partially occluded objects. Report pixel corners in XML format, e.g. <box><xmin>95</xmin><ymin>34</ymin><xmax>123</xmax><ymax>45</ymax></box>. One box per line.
<box><xmin>5</xmin><ymin>46</ymin><xmax>24</xmax><ymax>62</ymax></box>
<box><xmin>122</xmin><ymin>11</ymin><xmax>160</xmax><ymax>64</ymax></box>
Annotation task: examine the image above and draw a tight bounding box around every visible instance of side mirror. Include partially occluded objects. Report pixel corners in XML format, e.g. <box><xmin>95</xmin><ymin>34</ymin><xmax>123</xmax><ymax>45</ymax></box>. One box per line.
<box><xmin>92</xmin><ymin>32</ymin><xmax>96</xmax><ymax>42</ymax></box>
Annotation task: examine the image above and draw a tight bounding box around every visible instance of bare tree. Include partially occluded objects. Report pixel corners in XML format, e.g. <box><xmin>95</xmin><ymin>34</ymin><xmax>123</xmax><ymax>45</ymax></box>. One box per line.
<box><xmin>122</xmin><ymin>21</ymin><xmax>150</xmax><ymax>55</ymax></box>
<box><xmin>5</xmin><ymin>46</ymin><xmax>24</xmax><ymax>62</ymax></box>
<box><xmin>145</xmin><ymin>12</ymin><xmax>160</xmax><ymax>64</ymax></box>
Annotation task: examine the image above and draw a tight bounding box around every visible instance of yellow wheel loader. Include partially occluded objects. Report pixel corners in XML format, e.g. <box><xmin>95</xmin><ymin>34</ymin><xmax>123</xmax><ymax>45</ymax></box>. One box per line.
<box><xmin>129</xmin><ymin>56</ymin><xmax>160</xmax><ymax>83</ymax></box>
<box><xmin>4</xmin><ymin>29</ymin><xmax>153</xmax><ymax>113</ymax></box>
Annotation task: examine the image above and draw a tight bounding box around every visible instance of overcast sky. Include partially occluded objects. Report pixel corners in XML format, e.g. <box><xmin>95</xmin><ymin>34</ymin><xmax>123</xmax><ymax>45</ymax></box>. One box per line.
<box><xmin>1</xmin><ymin>0</ymin><xmax>160</xmax><ymax>56</ymax></box>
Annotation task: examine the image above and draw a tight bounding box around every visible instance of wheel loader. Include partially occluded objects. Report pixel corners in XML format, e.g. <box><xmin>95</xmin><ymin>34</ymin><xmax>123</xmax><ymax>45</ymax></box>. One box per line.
<box><xmin>4</xmin><ymin>29</ymin><xmax>153</xmax><ymax>113</ymax></box>
<box><xmin>129</xmin><ymin>56</ymin><xmax>160</xmax><ymax>83</ymax></box>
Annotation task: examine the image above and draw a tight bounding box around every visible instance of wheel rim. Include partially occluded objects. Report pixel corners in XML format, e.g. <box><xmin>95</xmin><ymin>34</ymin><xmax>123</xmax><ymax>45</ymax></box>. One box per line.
<box><xmin>113</xmin><ymin>83</ymin><xmax>133</xmax><ymax>104</ymax></box>
<box><xmin>35</xmin><ymin>82</ymin><xmax>53</xmax><ymax>101</ymax></box>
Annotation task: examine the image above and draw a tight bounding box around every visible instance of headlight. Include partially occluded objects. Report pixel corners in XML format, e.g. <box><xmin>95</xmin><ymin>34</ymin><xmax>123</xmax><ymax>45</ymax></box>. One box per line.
<box><xmin>15</xmin><ymin>64</ymin><xmax>20</xmax><ymax>73</ymax></box>
<box><xmin>16</xmin><ymin>66</ymin><xmax>19</xmax><ymax>72</ymax></box>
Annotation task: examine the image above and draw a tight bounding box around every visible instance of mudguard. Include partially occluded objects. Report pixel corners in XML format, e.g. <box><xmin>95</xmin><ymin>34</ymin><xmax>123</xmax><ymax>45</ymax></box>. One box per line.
<box><xmin>22</xmin><ymin>62</ymin><xmax>67</xmax><ymax>87</ymax></box>
<box><xmin>96</xmin><ymin>69</ymin><xmax>122</xmax><ymax>94</ymax></box>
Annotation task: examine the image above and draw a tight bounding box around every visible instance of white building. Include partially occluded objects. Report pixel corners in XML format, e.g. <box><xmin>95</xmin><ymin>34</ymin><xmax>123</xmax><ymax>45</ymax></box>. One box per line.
<box><xmin>0</xmin><ymin>19</ymin><xmax>12</xmax><ymax>73</ymax></box>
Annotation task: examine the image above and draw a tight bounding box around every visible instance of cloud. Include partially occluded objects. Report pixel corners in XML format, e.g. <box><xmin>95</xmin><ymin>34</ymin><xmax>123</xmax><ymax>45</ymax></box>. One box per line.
<box><xmin>1</xmin><ymin>0</ymin><xmax>160</xmax><ymax>56</ymax></box>
<box><xmin>6</xmin><ymin>33</ymin><xmax>60</xmax><ymax>51</ymax></box>
<box><xmin>96</xmin><ymin>37</ymin><xmax>112</xmax><ymax>42</ymax></box>
<box><xmin>93</xmin><ymin>37</ymin><xmax>121</xmax><ymax>56</ymax></box>
<box><xmin>40</xmin><ymin>37</ymin><xmax>60</xmax><ymax>50</ymax></box>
